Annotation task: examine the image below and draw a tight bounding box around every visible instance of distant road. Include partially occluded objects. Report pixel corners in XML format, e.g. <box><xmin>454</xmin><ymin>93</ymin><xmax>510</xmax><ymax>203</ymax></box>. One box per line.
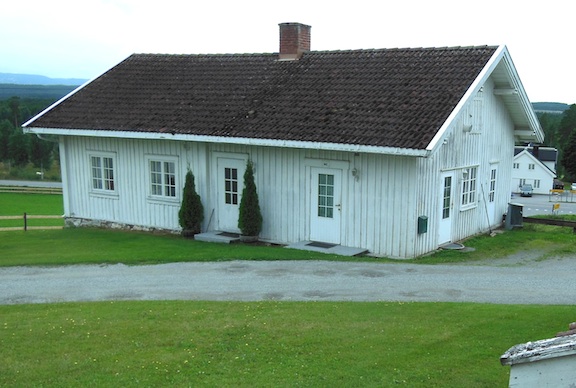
<box><xmin>0</xmin><ymin>180</ymin><xmax>62</xmax><ymax>189</ymax></box>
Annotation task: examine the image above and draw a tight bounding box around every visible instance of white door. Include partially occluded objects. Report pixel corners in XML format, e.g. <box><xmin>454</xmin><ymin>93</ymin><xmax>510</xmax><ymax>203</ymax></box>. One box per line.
<box><xmin>310</xmin><ymin>167</ymin><xmax>342</xmax><ymax>244</ymax></box>
<box><xmin>217</xmin><ymin>157</ymin><xmax>246</xmax><ymax>233</ymax></box>
<box><xmin>486</xmin><ymin>166</ymin><xmax>497</xmax><ymax>226</ymax></box>
<box><xmin>438</xmin><ymin>172</ymin><xmax>453</xmax><ymax>244</ymax></box>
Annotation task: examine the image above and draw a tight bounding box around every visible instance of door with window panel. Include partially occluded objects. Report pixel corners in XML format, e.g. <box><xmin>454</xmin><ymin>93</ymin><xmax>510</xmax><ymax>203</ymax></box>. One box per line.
<box><xmin>439</xmin><ymin>172</ymin><xmax>453</xmax><ymax>244</ymax></box>
<box><xmin>309</xmin><ymin>167</ymin><xmax>342</xmax><ymax>244</ymax></box>
<box><xmin>486</xmin><ymin>166</ymin><xmax>497</xmax><ymax>226</ymax></box>
<box><xmin>217</xmin><ymin>157</ymin><xmax>246</xmax><ymax>233</ymax></box>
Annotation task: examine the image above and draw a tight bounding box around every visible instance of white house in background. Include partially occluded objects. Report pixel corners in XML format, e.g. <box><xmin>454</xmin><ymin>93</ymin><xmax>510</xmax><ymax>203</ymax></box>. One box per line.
<box><xmin>512</xmin><ymin>146</ymin><xmax>557</xmax><ymax>194</ymax></box>
<box><xmin>22</xmin><ymin>23</ymin><xmax>543</xmax><ymax>258</ymax></box>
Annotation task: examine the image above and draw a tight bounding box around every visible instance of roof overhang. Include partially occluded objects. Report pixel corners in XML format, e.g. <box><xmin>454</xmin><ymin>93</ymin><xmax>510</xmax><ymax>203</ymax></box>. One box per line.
<box><xmin>23</xmin><ymin>127</ymin><xmax>431</xmax><ymax>157</ymax></box>
<box><xmin>427</xmin><ymin>45</ymin><xmax>544</xmax><ymax>151</ymax></box>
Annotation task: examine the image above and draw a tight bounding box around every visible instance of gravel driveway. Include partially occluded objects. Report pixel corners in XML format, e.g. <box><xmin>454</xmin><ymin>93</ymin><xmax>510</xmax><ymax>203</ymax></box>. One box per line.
<box><xmin>1</xmin><ymin>255</ymin><xmax>575</xmax><ymax>305</ymax></box>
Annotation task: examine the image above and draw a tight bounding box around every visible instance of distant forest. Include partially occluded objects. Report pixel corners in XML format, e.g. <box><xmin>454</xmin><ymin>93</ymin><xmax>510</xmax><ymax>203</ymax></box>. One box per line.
<box><xmin>1</xmin><ymin>84</ymin><xmax>576</xmax><ymax>181</ymax></box>
<box><xmin>532</xmin><ymin>102</ymin><xmax>570</xmax><ymax>113</ymax></box>
<box><xmin>0</xmin><ymin>84</ymin><xmax>77</xmax><ymax>100</ymax></box>
<box><xmin>0</xmin><ymin>85</ymin><xmax>70</xmax><ymax>180</ymax></box>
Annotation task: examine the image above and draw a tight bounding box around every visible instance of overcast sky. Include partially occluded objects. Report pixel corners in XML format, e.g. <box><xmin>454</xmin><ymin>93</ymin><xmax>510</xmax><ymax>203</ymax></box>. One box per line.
<box><xmin>2</xmin><ymin>0</ymin><xmax>574</xmax><ymax>103</ymax></box>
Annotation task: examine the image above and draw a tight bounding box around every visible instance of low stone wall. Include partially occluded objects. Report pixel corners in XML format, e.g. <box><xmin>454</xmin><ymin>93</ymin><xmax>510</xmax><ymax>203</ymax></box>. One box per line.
<box><xmin>64</xmin><ymin>217</ymin><xmax>179</xmax><ymax>235</ymax></box>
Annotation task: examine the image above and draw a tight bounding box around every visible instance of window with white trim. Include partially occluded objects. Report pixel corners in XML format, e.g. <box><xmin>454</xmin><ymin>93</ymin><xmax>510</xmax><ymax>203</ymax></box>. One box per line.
<box><xmin>513</xmin><ymin>163</ymin><xmax>519</xmax><ymax>169</ymax></box>
<box><xmin>461</xmin><ymin>167</ymin><xmax>477</xmax><ymax>208</ymax></box>
<box><xmin>90</xmin><ymin>153</ymin><xmax>116</xmax><ymax>192</ymax></box>
<box><xmin>528</xmin><ymin>164</ymin><xmax>535</xmax><ymax>170</ymax></box>
<box><xmin>148</xmin><ymin>158</ymin><xmax>177</xmax><ymax>198</ymax></box>
<box><xmin>534</xmin><ymin>179</ymin><xmax>540</xmax><ymax>189</ymax></box>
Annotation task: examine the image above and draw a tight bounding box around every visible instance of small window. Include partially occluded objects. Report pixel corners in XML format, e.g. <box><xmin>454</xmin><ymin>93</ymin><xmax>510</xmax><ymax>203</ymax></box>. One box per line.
<box><xmin>461</xmin><ymin>167</ymin><xmax>477</xmax><ymax>209</ymax></box>
<box><xmin>533</xmin><ymin>179</ymin><xmax>540</xmax><ymax>189</ymax></box>
<box><xmin>90</xmin><ymin>154</ymin><xmax>116</xmax><ymax>193</ymax></box>
<box><xmin>149</xmin><ymin>158</ymin><xmax>177</xmax><ymax>199</ymax></box>
<box><xmin>513</xmin><ymin>163</ymin><xmax>519</xmax><ymax>169</ymax></box>
<box><xmin>528</xmin><ymin>164</ymin><xmax>535</xmax><ymax>170</ymax></box>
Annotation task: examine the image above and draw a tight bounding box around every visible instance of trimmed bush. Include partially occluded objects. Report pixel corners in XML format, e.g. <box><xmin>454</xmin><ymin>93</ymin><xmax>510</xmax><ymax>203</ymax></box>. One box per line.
<box><xmin>178</xmin><ymin>170</ymin><xmax>204</xmax><ymax>235</ymax></box>
<box><xmin>238</xmin><ymin>159</ymin><xmax>262</xmax><ymax>237</ymax></box>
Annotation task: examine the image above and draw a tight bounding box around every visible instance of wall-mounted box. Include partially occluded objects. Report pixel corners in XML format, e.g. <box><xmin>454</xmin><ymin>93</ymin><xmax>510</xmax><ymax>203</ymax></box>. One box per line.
<box><xmin>417</xmin><ymin>216</ymin><xmax>428</xmax><ymax>234</ymax></box>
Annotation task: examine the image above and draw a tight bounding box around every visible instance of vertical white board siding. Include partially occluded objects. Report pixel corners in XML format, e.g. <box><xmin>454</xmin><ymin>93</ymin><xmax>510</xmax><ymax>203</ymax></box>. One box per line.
<box><xmin>62</xmin><ymin>136</ymin><xmax>209</xmax><ymax>230</ymax></box>
<box><xmin>338</xmin><ymin>153</ymin><xmax>418</xmax><ymax>258</ymax></box>
<box><xmin>61</xmin><ymin>135</ymin><xmax>426</xmax><ymax>257</ymax></box>
<box><xmin>428</xmin><ymin>80</ymin><xmax>516</xmax><ymax>246</ymax></box>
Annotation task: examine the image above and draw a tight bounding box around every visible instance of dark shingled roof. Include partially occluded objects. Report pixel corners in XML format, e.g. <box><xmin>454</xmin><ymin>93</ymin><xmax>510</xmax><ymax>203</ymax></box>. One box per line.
<box><xmin>28</xmin><ymin>46</ymin><xmax>498</xmax><ymax>150</ymax></box>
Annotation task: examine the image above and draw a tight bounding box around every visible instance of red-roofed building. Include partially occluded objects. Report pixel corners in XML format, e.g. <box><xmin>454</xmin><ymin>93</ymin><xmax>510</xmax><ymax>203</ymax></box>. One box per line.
<box><xmin>23</xmin><ymin>23</ymin><xmax>543</xmax><ymax>258</ymax></box>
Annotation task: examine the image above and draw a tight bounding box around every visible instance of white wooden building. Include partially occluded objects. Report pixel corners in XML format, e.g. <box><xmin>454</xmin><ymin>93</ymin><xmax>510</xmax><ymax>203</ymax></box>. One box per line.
<box><xmin>23</xmin><ymin>23</ymin><xmax>543</xmax><ymax>258</ymax></box>
<box><xmin>512</xmin><ymin>146</ymin><xmax>557</xmax><ymax>194</ymax></box>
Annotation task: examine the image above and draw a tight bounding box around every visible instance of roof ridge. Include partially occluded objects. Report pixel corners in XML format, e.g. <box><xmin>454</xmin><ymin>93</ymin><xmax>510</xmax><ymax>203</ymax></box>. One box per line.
<box><xmin>129</xmin><ymin>45</ymin><xmax>498</xmax><ymax>58</ymax></box>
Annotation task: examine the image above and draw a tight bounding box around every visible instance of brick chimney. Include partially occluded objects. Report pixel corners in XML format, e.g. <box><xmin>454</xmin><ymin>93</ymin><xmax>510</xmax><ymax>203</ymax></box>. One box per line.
<box><xmin>279</xmin><ymin>22</ymin><xmax>311</xmax><ymax>60</ymax></box>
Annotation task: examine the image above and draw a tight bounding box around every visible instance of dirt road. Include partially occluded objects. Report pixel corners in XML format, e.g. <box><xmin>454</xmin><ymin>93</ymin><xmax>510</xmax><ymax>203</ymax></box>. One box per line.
<box><xmin>1</xmin><ymin>256</ymin><xmax>574</xmax><ymax>305</ymax></box>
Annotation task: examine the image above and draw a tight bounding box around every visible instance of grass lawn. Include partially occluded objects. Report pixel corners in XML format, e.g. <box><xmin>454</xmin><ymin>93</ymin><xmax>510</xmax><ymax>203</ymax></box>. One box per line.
<box><xmin>0</xmin><ymin>192</ymin><xmax>64</xmax><ymax>215</ymax></box>
<box><xmin>0</xmin><ymin>192</ymin><xmax>64</xmax><ymax>229</ymax></box>
<box><xmin>1</xmin><ymin>301</ymin><xmax>573</xmax><ymax>387</ymax></box>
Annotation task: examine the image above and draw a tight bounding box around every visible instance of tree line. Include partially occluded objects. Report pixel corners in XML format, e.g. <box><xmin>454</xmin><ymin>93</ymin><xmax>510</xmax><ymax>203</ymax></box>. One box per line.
<box><xmin>538</xmin><ymin>104</ymin><xmax>576</xmax><ymax>181</ymax></box>
<box><xmin>0</xmin><ymin>96</ymin><xmax>57</xmax><ymax>169</ymax></box>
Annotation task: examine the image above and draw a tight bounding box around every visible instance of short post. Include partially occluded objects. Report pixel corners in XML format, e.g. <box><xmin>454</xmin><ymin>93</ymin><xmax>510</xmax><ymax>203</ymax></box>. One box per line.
<box><xmin>24</xmin><ymin>212</ymin><xmax>27</xmax><ymax>231</ymax></box>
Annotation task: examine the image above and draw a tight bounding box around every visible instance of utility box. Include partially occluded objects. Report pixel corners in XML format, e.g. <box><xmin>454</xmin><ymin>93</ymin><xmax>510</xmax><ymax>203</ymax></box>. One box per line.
<box><xmin>501</xmin><ymin>324</ymin><xmax>576</xmax><ymax>387</ymax></box>
<box><xmin>505</xmin><ymin>203</ymin><xmax>523</xmax><ymax>230</ymax></box>
<box><xmin>417</xmin><ymin>216</ymin><xmax>428</xmax><ymax>234</ymax></box>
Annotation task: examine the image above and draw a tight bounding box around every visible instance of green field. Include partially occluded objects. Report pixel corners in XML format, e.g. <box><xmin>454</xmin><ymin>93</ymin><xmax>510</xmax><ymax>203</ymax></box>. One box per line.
<box><xmin>1</xmin><ymin>301</ymin><xmax>573</xmax><ymax>387</ymax></box>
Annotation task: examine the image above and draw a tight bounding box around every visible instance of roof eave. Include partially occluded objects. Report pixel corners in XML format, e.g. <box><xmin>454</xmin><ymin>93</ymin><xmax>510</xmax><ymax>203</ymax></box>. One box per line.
<box><xmin>23</xmin><ymin>127</ymin><xmax>430</xmax><ymax>157</ymax></box>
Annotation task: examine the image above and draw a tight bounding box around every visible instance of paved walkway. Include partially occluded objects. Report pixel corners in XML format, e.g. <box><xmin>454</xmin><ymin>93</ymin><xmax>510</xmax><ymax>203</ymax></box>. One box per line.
<box><xmin>0</xmin><ymin>179</ymin><xmax>62</xmax><ymax>188</ymax></box>
<box><xmin>1</xmin><ymin>257</ymin><xmax>575</xmax><ymax>305</ymax></box>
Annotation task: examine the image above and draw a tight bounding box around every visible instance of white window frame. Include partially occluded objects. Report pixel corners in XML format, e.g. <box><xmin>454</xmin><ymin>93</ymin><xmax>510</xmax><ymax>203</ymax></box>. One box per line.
<box><xmin>533</xmin><ymin>179</ymin><xmax>540</xmax><ymax>189</ymax></box>
<box><xmin>147</xmin><ymin>156</ymin><xmax>179</xmax><ymax>202</ymax></box>
<box><xmin>528</xmin><ymin>163</ymin><xmax>535</xmax><ymax>170</ymax></box>
<box><xmin>513</xmin><ymin>163</ymin><xmax>519</xmax><ymax>169</ymax></box>
<box><xmin>460</xmin><ymin>166</ymin><xmax>478</xmax><ymax>210</ymax></box>
<box><xmin>89</xmin><ymin>152</ymin><xmax>117</xmax><ymax>195</ymax></box>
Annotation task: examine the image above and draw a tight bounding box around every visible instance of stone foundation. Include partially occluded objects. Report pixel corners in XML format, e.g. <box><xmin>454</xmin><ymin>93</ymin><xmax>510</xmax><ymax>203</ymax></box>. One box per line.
<box><xmin>64</xmin><ymin>217</ymin><xmax>179</xmax><ymax>235</ymax></box>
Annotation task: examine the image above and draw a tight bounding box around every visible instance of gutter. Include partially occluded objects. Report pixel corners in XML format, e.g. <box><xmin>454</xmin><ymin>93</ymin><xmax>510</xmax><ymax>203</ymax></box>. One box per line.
<box><xmin>23</xmin><ymin>127</ymin><xmax>431</xmax><ymax>157</ymax></box>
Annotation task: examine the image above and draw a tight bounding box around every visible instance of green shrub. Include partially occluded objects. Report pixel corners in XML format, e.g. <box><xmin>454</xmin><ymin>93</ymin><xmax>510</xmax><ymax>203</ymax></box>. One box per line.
<box><xmin>238</xmin><ymin>159</ymin><xmax>262</xmax><ymax>236</ymax></box>
<box><xmin>178</xmin><ymin>170</ymin><xmax>204</xmax><ymax>235</ymax></box>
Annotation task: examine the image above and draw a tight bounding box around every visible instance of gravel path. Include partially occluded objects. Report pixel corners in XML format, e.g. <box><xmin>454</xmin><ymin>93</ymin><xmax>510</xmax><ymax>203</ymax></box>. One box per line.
<box><xmin>1</xmin><ymin>256</ymin><xmax>575</xmax><ymax>305</ymax></box>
